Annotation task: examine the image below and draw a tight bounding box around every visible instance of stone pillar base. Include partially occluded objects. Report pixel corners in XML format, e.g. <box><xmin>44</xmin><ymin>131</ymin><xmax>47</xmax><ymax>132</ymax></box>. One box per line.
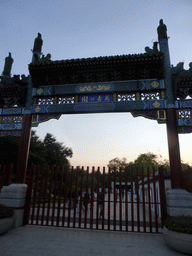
<box><xmin>0</xmin><ymin>184</ymin><xmax>27</xmax><ymax>228</ymax></box>
<box><xmin>166</xmin><ymin>189</ymin><xmax>192</xmax><ymax>216</ymax></box>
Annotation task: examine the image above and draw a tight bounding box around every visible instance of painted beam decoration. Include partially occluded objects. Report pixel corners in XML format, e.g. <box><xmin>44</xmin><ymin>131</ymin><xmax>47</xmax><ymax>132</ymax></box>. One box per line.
<box><xmin>0</xmin><ymin>115</ymin><xmax>23</xmax><ymax>136</ymax></box>
<box><xmin>31</xmin><ymin>79</ymin><xmax>166</xmax><ymax>114</ymax></box>
<box><xmin>32</xmin><ymin>79</ymin><xmax>165</xmax><ymax>96</ymax></box>
<box><xmin>31</xmin><ymin>114</ymin><xmax>61</xmax><ymax>127</ymax></box>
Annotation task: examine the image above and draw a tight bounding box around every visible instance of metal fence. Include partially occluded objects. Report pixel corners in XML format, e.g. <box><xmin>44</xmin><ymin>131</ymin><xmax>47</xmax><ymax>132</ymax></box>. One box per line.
<box><xmin>24</xmin><ymin>165</ymin><xmax>166</xmax><ymax>233</ymax></box>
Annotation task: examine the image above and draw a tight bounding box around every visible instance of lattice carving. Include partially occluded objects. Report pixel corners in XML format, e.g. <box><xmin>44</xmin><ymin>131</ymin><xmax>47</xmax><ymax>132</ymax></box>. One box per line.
<box><xmin>117</xmin><ymin>93</ymin><xmax>135</xmax><ymax>101</ymax></box>
<box><xmin>1</xmin><ymin>116</ymin><xmax>12</xmax><ymax>123</ymax></box>
<box><xmin>37</xmin><ymin>97</ymin><xmax>54</xmax><ymax>105</ymax></box>
<box><xmin>13</xmin><ymin>116</ymin><xmax>23</xmax><ymax>123</ymax></box>
<box><xmin>141</xmin><ymin>92</ymin><xmax>160</xmax><ymax>101</ymax></box>
<box><xmin>0</xmin><ymin>131</ymin><xmax>21</xmax><ymax>136</ymax></box>
<box><xmin>58</xmin><ymin>97</ymin><xmax>75</xmax><ymax>104</ymax></box>
<box><xmin>0</xmin><ymin>116</ymin><xmax>23</xmax><ymax>124</ymax></box>
<box><xmin>178</xmin><ymin>110</ymin><xmax>191</xmax><ymax>119</ymax></box>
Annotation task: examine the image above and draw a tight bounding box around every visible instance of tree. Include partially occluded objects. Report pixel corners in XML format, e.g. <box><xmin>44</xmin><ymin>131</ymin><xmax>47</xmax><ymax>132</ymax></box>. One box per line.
<box><xmin>0</xmin><ymin>131</ymin><xmax>73</xmax><ymax>169</ymax></box>
<box><xmin>108</xmin><ymin>157</ymin><xmax>128</xmax><ymax>171</ymax></box>
<box><xmin>28</xmin><ymin>131</ymin><xmax>73</xmax><ymax>167</ymax></box>
<box><xmin>108</xmin><ymin>153</ymin><xmax>160</xmax><ymax>178</ymax></box>
<box><xmin>133</xmin><ymin>152</ymin><xmax>159</xmax><ymax>173</ymax></box>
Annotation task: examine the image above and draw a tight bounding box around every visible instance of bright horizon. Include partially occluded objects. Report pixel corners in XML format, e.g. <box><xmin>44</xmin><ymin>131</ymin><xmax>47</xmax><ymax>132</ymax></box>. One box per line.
<box><xmin>1</xmin><ymin>0</ymin><xmax>192</xmax><ymax>167</ymax></box>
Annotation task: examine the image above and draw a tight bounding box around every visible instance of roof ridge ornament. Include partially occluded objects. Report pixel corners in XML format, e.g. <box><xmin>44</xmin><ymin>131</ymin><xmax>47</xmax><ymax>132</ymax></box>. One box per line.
<box><xmin>145</xmin><ymin>42</ymin><xmax>159</xmax><ymax>56</ymax></box>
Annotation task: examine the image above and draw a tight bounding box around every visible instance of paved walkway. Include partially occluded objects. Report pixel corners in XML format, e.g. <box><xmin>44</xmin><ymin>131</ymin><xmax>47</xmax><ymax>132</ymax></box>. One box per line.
<box><xmin>0</xmin><ymin>225</ymin><xmax>185</xmax><ymax>256</ymax></box>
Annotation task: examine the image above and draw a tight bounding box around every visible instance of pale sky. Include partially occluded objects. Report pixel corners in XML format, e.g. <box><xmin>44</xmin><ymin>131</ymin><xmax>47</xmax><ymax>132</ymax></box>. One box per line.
<box><xmin>1</xmin><ymin>0</ymin><xmax>192</xmax><ymax>167</ymax></box>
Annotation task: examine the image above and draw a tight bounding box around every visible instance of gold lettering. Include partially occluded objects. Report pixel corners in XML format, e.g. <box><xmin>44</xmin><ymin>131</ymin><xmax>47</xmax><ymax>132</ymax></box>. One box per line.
<box><xmin>104</xmin><ymin>95</ymin><xmax>110</xmax><ymax>101</ymax></box>
<box><xmin>79</xmin><ymin>84</ymin><xmax>111</xmax><ymax>92</ymax></box>
<box><xmin>97</xmin><ymin>96</ymin><xmax>102</xmax><ymax>101</ymax></box>
<box><xmin>81</xmin><ymin>96</ymin><xmax>88</xmax><ymax>102</ymax></box>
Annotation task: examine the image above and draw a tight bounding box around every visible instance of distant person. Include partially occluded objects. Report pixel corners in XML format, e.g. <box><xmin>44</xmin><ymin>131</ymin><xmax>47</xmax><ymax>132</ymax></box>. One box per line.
<box><xmin>83</xmin><ymin>190</ymin><xmax>90</xmax><ymax>212</ymax></box>
<box><xmin>122</xmin><ymin>189</ymin><xmax>125</xmax><ymax>199</ymax></box>
<box><xmin>128</xmin><ymin>190</ymin><xmax>131</xmax><ymax>201</ymax></box>
<box><xmin>98</xmin><ymin>189</ymin><xmax>104</xmax><ymax>219</ymax></box>
<box><xmin>116</xmin><ymin>189</ymin><xmax>119</xmax><ymax>200</ymax></box>
<box><xmin>114</xmin><ymin>189</ymin><xmax>118</xmax><ymax>203</ymax></box>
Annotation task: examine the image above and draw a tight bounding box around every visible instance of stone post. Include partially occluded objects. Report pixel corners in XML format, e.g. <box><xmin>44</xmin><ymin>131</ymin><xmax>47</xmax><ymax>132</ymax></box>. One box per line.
<box><xmin>166</xmin><ymin>189</ymin><xmax>192</xmax><ymax>216</ymax></box>
<box><xmin>0</xmin><ymin>184</ymin><xmax>27</xmax><ymax>228</ymax></box>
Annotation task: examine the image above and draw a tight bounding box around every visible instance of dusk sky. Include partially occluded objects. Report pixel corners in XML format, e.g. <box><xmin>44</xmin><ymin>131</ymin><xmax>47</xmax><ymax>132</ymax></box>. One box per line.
<box><xmin>1</xmin><ymin>0</ymin><xmax>192</xmax><ymax>167</ymax></box>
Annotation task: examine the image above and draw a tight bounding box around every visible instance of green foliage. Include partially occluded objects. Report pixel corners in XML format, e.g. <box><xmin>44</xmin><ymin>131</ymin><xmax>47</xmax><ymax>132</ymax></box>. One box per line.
<box><xmin>0</xmin><ymin>131</ymin><xmax>73</xmax><ymax>173</ymax></box>
<box><xmin>28</xmin><ymin>131</ymin><xmax>73</xmax><ymax>167</ymax></box>
<box><xmin>108</xmin><ymin>157</ymin><xmax>128</xmax><ymax>171</ymax></box>
<box><xmin>108</xmin><ymin>153</ymin><xmax>191</xmax><ymax>177</ymax></box>
<box><xmin>181</xmin><ymin>161</ymin><xmax>189</xmax><ymax>170</ymax></box>
<box><xmin>108</xmin><ymin>152</ymin><xmax>159</xmax><ymax>176</ymax></box>
<box><xmin>0</xmin><ymin>204</ymin><xmax>14</xmax><ymax>219</ymax></box>
<box><xmin>165</xmin><ymin>216</ymin><xmax>192</xmax><ymax>234</ymax></box>
<box><xmin>134</xmin><ymin>152</ymin><xmax>158</xmax><ymax>170</ymax></box>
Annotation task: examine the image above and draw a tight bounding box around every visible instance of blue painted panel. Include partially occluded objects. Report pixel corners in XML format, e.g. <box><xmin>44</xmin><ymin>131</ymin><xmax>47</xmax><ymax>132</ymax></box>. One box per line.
<box><xmin>74</xmin><ymin>103</ymin><xmax>115</xmax><ymax>112</ymax></box>
<box><xmin>176</xmin><ymin>100</ymin><xmax>192</xmax><ymax>109</ymax></box>
<box><xmin>31</xmin><ymin>99</ymin><xmax>166</xmax><ymax>114</ymax></box>
<box><xmin>0</xmin><ymin>123</ymin><xmax>22</xmax><ymax>130</ymax></box>
<box><xmin>79</xmin><ymin>94</ymin><xmax>113</xmax><ymax>103</ymax></box>
<box><xmin>177</xmin><ymin>119</ymin><xmax>192</xmax><ymax>126</ymax></box>
<box><xmin>32</xmin><ymin>79</ymin><xmax>165</xmax><ymax>96</ymax></box>
<box><xmin>1</xmin><ymin>108</ymin><xmax>24</xmax><ymax>115</ymax></box>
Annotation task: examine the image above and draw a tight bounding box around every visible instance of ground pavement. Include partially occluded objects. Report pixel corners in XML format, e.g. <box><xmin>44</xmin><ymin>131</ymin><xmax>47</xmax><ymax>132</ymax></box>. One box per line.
<box><xmin>0</xmin><ymin>225</ymin><xmax>185</xmax><ymax>256</ymax></box>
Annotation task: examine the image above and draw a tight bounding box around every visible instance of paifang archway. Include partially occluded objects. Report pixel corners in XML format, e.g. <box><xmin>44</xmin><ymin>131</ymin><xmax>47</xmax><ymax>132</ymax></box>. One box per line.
<box><xmin>0</xmin><ymin>19</ymin><xmax>191</xmax><ymax>188</ymax></box>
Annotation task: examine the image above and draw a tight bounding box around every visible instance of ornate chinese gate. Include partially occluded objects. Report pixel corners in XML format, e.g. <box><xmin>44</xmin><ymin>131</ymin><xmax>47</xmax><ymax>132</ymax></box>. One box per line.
<box><xmin>0</xmin><ymin>19</ymin><xmax>192</xmax><ymax>224</ymax></box>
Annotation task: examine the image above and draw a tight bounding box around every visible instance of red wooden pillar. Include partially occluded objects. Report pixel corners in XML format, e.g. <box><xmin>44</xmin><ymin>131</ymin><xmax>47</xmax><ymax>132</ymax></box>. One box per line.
<box><xmin>166</xmin><ymin>108</ymin><xmax>182</xmax><ymax>189</ymax></box>
<box><xmin>15</xmin><ymin>113</ymin><xmax>32</xmax><ymax>183</ymax></box>
<box><xmin>157</xmin><ymin>20</ymin><xmax>182</xmax><ymax>189</ymax></box>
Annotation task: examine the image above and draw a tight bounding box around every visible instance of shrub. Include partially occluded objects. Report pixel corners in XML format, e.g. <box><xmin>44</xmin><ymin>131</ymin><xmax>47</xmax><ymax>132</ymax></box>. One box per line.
<box><xmin>0</xmin><ymin>204</ymin><xmax>14</xmax><ymax>219</ymax></box>
<box><xmin>164</xmin><ymin>215</ymin><xmax>192</xmax><ymax>234</ymax></box>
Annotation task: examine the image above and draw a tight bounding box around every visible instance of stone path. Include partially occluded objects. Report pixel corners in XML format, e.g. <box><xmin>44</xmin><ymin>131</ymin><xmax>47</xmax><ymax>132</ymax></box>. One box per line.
<box><xmin>0</xmin><ymin>226</ymin><xmax>184</xmax><ymax>256</ymax></box>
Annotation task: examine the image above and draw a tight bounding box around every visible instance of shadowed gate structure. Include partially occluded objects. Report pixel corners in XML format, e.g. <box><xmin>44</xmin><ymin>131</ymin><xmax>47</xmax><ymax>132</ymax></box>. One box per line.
<box><xmin>23</xmin><ymin>165</ymin><xmax>166</xmax><ymax>233</ymax></box>
<box><xmin>0</xmin><ymin>19</ymin><xmax>190</xmax><ymax>188</ymax></box>
<box><xmin>0</xmin><ymin>19</ymin><xmax>191</xmax><ymax>232</ymax></box>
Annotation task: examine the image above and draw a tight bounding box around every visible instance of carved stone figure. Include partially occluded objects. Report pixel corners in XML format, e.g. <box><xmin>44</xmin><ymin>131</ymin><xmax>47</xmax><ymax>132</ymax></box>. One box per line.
<box><xmin>145</xmin><ymin>42</ymin><xmax>159</xmax><ymax>56</ymax></box>
<box><xmin>21</xmin><ymin>74</ymin><xmax>29</xmax><ymax>83</ymax></box>
<box><xmin>189</xmin><ymin>62</ymin><xmax>192</xmax><ymax>71</ymax></box>
<box><xmin>3</xmin><ymin>52</ymin><xmax>14</xmax><ymax>77</ymax></box>
<box><xmin>33</xmin><ymin>33</ymin><xmax>43</xmax><ymax>53</ymax></box>
<box><xmin>153</xmin><ymin>42</ymin><xmax>158</xmax><ymax>53</ymax></box>
<box><xmin>39</xmin><ymin>53</ymin><xmax>51</xmax><ymax>63</ymax></box>
<box><xmin>145</xmin><ymin>47</ymin><xmax>153</xmax><ymax>56</ymax></box>
<box><xmin>157</xmin><ymin>19</ymin><xmax>167</xmax><ymax>42</ymax></box>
